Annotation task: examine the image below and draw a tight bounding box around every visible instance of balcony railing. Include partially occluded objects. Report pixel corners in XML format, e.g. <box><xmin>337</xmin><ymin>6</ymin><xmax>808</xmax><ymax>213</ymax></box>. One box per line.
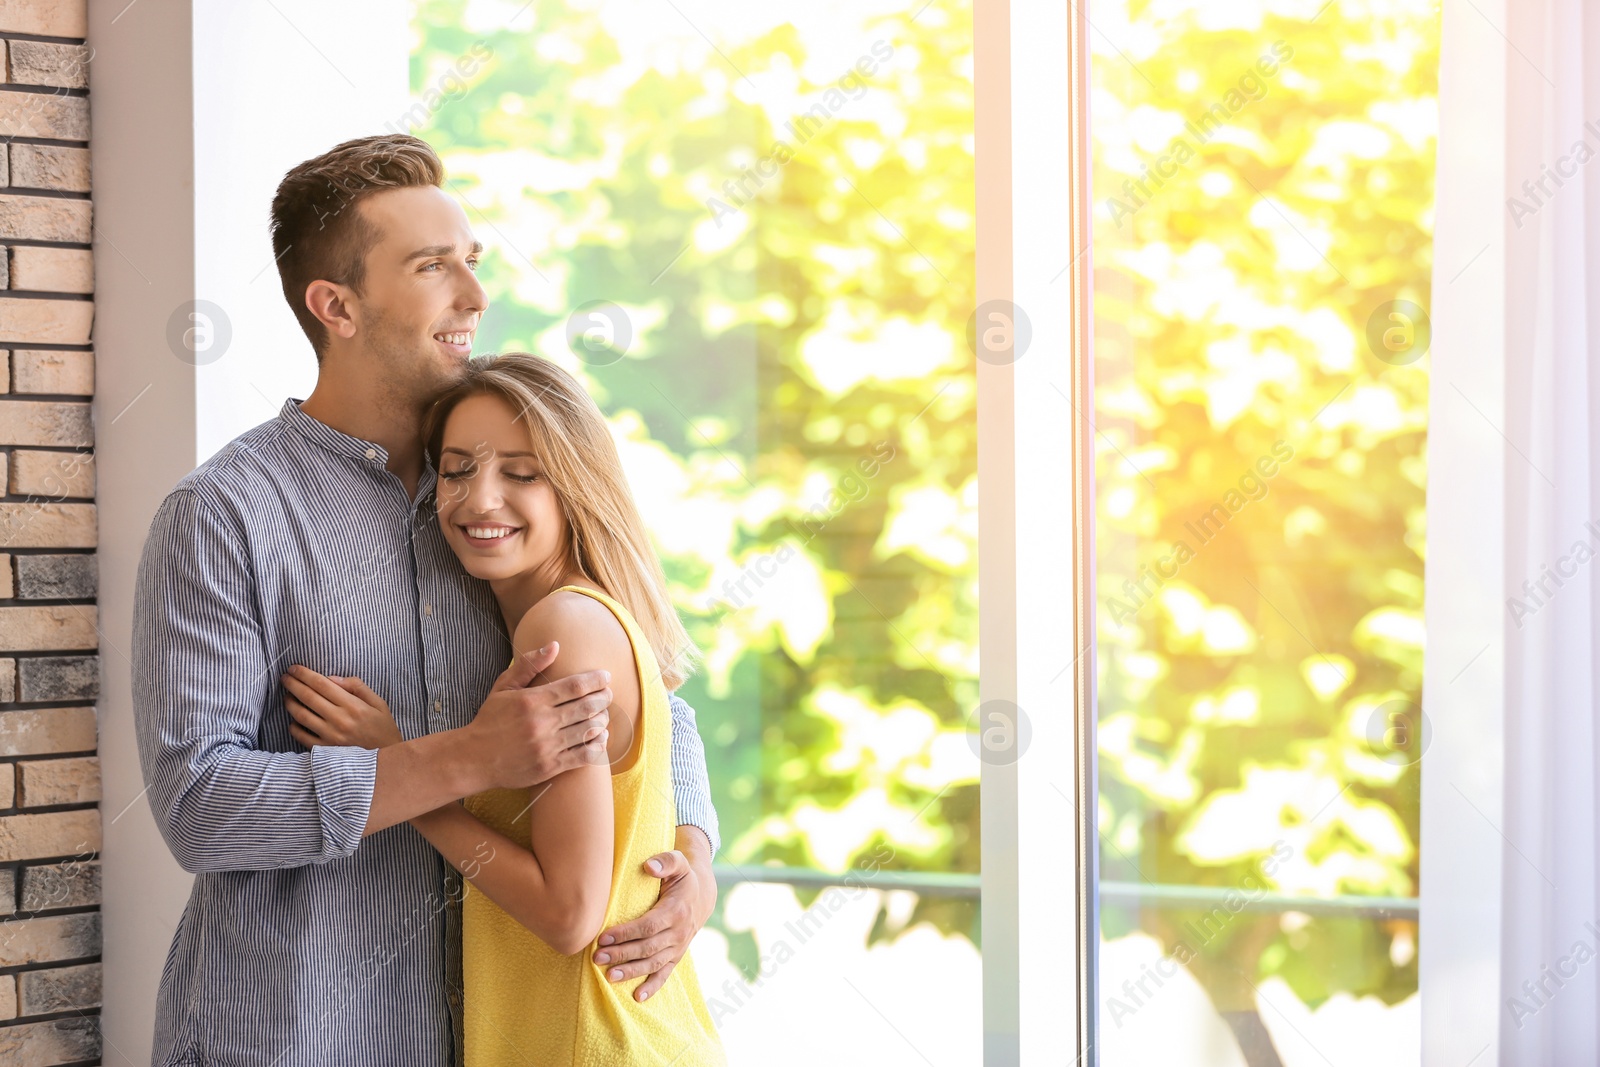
<box><xmin>713</xmin><ymin>865</ymin><xmax>1419</xmax><ymax>919</ymax></box>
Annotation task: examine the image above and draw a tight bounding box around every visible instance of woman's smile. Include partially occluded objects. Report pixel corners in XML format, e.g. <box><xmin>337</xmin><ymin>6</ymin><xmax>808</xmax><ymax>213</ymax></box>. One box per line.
<box><xmin>458</xmin><ymin>522</ymin><xmax>523</xmax><ymax>547</ymax></box>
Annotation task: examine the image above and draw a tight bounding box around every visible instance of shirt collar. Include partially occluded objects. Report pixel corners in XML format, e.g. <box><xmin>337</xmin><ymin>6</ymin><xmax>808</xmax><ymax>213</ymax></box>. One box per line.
<box><xmin>279</xmin><ymin>397</ymin><xmax>440</xmax><ymax>507</ymax></box>
<box><xmin>279</xmin><ymin>397</ymin><xmax>391</xmax><ymax>468</ymax></box>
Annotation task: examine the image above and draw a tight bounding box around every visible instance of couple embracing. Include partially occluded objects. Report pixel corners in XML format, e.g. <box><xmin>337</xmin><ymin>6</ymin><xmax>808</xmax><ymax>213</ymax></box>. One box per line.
<box><xmin>131</xmin><ymin>134</ymin><xmax>726</xmax><ymax>1066</ymax></box>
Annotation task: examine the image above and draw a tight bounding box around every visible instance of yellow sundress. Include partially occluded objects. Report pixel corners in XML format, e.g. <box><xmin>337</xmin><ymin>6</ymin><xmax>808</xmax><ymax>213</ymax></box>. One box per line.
<box><xmin>461</xmin><ymin>584</ymin><xmax>725</xmax><ymax>1066</ymax></box>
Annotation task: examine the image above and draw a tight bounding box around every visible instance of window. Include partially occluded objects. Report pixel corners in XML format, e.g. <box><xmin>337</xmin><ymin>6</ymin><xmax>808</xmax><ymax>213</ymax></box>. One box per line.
<box><xmin>1090</xmin><ymin>3</ymin><xmax>1435</xmax><ymax>1063</ymax></box>
<box><xmin>412</xmin><ymin>0</ymin><xmax>979</xmax><ymax>1058</ymax></box>
<box><xmin>411</xmin><ymin>2</ymin><xmax>1433</xmax><ymax>1060</ymax></box>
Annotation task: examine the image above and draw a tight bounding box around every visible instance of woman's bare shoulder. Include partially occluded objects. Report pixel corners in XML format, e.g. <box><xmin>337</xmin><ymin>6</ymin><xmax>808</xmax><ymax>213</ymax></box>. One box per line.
<box><xmin>511</xmin><ymin>587</ymin><xmax>633</xmax><ymax>674</ymax></box>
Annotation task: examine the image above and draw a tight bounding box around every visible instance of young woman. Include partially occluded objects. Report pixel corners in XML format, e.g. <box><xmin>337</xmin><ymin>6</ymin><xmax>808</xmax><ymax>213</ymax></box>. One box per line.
<box><xmin>281</xmin><ymin>352</ymin><xmax>725</xmax><ymax>1066</ymax></box>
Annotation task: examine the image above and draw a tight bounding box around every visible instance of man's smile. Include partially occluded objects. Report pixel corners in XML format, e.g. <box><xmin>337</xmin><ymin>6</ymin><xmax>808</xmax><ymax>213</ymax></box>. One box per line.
<box><xmin>433</xmin><ymin>327</ymin><xmax>475</xmax><ymax>356</ymax></box>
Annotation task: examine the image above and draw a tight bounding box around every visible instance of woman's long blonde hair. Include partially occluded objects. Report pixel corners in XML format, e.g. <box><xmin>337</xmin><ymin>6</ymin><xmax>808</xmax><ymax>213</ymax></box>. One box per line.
<box><xmin>421</xmin><ymin>352</ymin><xmax>698</xmax><ymax>690</ymax></box>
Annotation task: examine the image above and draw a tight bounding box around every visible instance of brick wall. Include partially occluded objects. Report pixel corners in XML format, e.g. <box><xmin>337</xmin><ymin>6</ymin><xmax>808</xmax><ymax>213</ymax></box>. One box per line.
<box><xmin>0</xmin><ymin>3</ymin><xmax>103</xmax><ymax>1064</ymax></box>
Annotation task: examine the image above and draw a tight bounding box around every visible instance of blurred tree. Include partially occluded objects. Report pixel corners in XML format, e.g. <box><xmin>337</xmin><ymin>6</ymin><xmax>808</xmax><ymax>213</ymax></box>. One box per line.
<box><xmin>1092</xmin><ymin>0</ymin><xmax>1434</xmax><ymax>1032</ymax></box>
<box><xmin>411</xmin><ymin>0</ymin><xmax>980</xmax><ymax>960</ymax></box>
<box><xmin>411</xmin><ymin>0</ymin><xmax>1435</xmax><ymax>1044</ymax></box>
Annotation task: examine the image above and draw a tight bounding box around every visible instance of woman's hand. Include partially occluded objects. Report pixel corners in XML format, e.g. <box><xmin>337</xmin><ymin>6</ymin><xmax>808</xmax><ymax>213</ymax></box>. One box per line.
<box><xmin>282</xmin><ymin>665</ymin><xmax>404</xmax><ymax>749</ymax></box>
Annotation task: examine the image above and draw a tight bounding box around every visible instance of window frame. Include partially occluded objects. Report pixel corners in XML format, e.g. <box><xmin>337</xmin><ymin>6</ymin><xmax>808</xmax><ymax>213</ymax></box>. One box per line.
<box><xmin>975</xmin><ymin>0</ymin><xmax>1098</xmax><ymax>1062</ymax></box>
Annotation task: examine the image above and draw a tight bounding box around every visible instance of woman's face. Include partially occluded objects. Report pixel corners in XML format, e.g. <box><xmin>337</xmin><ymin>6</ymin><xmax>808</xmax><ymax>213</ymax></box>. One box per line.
<box><xmin>435</xmin><ymin>392</ymin><xmax>570</xmax><ymax>583</ymax></box>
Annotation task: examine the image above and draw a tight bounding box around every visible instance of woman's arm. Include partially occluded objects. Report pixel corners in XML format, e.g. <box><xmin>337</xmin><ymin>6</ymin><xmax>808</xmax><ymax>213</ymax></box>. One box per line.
<box><xmin>412</xmin><ymin>589</ymin><xmax>641</xmax><ymax>955</ymax></box>
<box><xmin>410</xmin><ymin>797</ymin><xmax>604</xmax><ymax>955</ymax></box>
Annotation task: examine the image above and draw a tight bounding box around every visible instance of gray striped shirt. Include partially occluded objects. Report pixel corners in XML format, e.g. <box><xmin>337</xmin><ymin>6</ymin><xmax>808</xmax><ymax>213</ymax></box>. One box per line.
<box><xmin>131</xmin><ymin>397</ymin><xmax>719</xmax><ymax>1066</ymax></box>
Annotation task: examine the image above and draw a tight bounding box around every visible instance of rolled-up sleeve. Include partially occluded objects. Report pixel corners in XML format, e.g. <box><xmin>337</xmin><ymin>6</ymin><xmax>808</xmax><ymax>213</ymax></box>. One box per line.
<box><xmin>131</xmin><ymin>488</ymin><xmax>377</xmax><ymax>873</ymax></box>
<box><xmin>666</xmin><ymin>693</ymin><xmax>720</xmax><ymax>856</ymax></box>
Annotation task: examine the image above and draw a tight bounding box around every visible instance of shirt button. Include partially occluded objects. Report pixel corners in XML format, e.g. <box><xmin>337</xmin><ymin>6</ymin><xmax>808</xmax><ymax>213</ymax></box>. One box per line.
<box><xmin>448</xmin><ymin>989</ymin><xmax>462</xmax><ymax>1007</ymax></box>
<box><xmin>424</xmin><ymin>603</ymin><xmax>433</xmax><ymax>616</ymax></box>
<box><xmin>434</xmin><ymin>700</ymin><xmax>442</xmax><ymax>713</ymax></box>
<box><xmin>365</xmin><ymin>448</ymin><xmax>377</xmax><ymax>460</ymax></box>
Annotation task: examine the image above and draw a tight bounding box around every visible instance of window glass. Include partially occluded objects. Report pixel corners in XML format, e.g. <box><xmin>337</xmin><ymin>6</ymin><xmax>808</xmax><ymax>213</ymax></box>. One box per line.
<box><xmin>1090</xmin><ymin>4</ymin><xmax>1436</xmax><ymax>1062</ymax></box>
<box><xmin>413</xmin><ymin>1</ymin><xmax>979</xmax><ymax>1059</ymax></box>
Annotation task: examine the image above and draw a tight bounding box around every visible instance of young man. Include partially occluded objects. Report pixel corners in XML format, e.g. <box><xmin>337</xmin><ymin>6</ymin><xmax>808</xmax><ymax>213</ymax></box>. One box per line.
<box><xmin>130</xmin><ymin>134</ymin><xmax>720</xmax><ymax>1066</ymax></box>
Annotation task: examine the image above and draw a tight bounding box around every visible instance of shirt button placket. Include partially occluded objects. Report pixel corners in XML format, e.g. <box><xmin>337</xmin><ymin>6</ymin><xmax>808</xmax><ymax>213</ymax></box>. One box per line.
<box><xmin>416</xmin><ymin>546</ymin><xmax>448</xmax><ymax>734</ymax></box>
<box><xmin>412</xmin><ymin>534</ymin><xmax>436</xmax><ymax>731</ymax></box>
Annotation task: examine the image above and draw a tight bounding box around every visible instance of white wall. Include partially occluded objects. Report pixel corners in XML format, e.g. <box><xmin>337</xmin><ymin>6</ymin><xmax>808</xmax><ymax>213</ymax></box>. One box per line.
<box><xmin>190</xmin><ymin>1</ymin><xmax>411</xmax><ymax>457</ymax></box>
<box><xmin>90</xmin><ymin>0</ymin><xmax>408</xmax><ymax>1057</ymax></box>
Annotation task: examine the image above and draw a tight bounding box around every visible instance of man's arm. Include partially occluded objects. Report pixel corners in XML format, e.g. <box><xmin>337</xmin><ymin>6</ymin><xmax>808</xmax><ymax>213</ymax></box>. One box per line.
<box><xmin>667</xmin><ymin>693</ymin><xmax>720</xmax><ymax>856</ymax></box>
<box><xmin>131</xmin><ymin>490</ymin><xmax>614</xmax><ymax>872</ymax></box>
<box><xmin>360</xmin><ymin>646</ymin><xmax>613</xmax><ymax>835</ymax></box>
<box><xmin>132</xmin><ymin>489</ymin><xmax>378</xmax><ymax>873</ymax></box>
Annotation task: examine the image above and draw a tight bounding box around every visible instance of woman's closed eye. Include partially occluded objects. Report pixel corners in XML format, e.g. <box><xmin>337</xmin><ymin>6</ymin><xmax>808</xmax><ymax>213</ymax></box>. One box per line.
<box><xmin>440</xmin><ymin>468</ymin><xmax>540</xmax><ymax>483</ymax></box>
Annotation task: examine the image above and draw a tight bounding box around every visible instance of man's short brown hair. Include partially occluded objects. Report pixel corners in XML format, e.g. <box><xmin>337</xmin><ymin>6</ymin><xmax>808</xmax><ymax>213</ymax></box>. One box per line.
<box><xmin>269</xmin><ymin>134</ymin><xmax>445</xmax><ymax>361</ymax></box>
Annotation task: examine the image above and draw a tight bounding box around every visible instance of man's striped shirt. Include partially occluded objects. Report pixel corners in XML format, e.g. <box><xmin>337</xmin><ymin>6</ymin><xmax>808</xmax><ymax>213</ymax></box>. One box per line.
<box><xmin>131</xmin><ymin>397</ymin><xmax>719</xmax><ymax>1066</ymax></box>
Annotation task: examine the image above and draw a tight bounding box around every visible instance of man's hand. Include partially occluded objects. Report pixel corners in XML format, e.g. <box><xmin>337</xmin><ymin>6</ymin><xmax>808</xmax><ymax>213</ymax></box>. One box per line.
<box><xmin>469</xmin><ymin>641</ymin><xmax>614</xmax><ymax>790</ymax></box>
<box><xmin>593</xmin><ymin>827</ymin><xmax>717</xmax><ymax>1002</ymax></box>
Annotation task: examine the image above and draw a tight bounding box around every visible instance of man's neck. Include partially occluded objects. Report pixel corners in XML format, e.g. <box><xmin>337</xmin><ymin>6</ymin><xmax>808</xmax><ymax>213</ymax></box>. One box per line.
<box><xmin>299</xmin><ymin>381</ymin><xmax>426</xmax><ymax>500</ymax></box>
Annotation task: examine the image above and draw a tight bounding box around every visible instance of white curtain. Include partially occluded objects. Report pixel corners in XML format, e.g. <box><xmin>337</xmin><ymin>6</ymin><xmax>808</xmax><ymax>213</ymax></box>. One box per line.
<box><xmin>1498</xmin><ymin>0</ymin><xmax>1600</xmax><ymax>1060</ymax></box>
<box><xmin>1425</xmin><ymin>0</ymin><xmax>1600</xmax><ymax>1063</ymax></box>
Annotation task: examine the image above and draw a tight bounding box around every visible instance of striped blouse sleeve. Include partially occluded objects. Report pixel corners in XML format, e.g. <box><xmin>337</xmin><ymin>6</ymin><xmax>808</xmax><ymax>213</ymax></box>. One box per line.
<box><xmin>131</xmin><ymin>488</ymin><xmax>378</xmax><ymax>873</ymax></box>
<box><xmin>667</xmin><ymin>693</ymin><xmax>721</xmax><ymax>856</ymax></box>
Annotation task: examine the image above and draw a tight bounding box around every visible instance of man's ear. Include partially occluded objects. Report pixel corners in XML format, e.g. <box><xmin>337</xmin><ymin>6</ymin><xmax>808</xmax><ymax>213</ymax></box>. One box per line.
<box><xmin>305</xmin><ymin>279</ymin><xmax>358</xmax><ymax>346</ymax></box>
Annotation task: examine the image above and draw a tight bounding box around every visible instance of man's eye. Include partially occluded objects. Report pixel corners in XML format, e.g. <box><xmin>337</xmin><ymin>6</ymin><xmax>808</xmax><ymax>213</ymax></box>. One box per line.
<box><xmin>467</xmin><ymin>259</ymin><xmax>480</xmax><ymax>271</ymax></box>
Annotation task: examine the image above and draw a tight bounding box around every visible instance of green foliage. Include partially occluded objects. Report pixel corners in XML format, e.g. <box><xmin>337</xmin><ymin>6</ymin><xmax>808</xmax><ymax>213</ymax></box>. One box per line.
<box><xmin>412</xmin><ymin>0</ymin><xmax>979</xmax><ymax>946</ymax></box>
<box><xmin>412</xmin><ymin>0</ymin><xmax>1435</xmax><ymax>1010</ymax></box>
<box><xmin>1092</xmin><ymin>0</ymin><xmax>1436</xmax><ymax>1007</ymax></box>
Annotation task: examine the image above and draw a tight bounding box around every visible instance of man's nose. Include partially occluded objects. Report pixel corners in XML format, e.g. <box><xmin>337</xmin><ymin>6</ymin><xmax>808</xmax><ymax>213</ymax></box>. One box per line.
<box><xmin>460</xmin><ymin>266</ymin><xmax>489</xmax><ymax>316</ymax></box>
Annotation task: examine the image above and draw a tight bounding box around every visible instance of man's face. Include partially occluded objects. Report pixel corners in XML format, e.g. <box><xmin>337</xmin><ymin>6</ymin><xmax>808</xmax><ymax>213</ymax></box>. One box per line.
<box><xmin>347</xmin><ymin>185</ymin><xmax>489</xmax><ymax>398</ymax></box>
